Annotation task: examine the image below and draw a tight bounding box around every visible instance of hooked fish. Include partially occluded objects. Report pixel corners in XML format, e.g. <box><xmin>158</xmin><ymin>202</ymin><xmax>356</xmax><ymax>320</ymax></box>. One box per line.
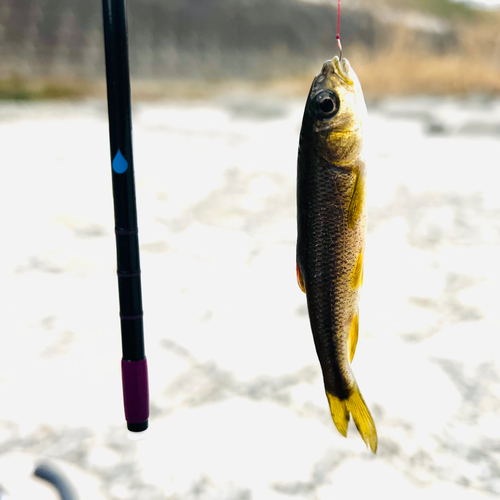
<box><xmin>296</xmin><ymin>56</ymin><xmax>377</xmax><ymax>453</ymax></box>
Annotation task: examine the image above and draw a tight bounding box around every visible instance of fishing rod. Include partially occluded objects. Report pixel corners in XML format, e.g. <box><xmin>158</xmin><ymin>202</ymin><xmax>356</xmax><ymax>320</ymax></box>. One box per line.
<box><xmin>102</xmin><ymin>0</ymin><xmax>149</xmax><ymax>436</ymax></box>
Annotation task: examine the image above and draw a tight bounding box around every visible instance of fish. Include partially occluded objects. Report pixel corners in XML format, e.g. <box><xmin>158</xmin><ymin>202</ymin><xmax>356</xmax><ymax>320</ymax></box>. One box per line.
<box><xmin>296</xmin><ymin>56</ymin><xmax>377</xmax><ymax>453</ymax></box>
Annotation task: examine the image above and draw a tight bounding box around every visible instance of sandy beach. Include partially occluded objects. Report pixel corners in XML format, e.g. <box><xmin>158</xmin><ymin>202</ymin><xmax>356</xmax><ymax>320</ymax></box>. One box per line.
<box><xmin>0</xmin><ymin>94</ymin><xmax>499</xmax><ymax>499</ymax></box>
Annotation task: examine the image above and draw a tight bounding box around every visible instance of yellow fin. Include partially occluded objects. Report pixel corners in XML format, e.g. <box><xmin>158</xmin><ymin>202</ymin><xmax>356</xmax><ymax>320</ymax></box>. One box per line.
<box><xmin>347</xmin><ymin>312</ymin><xmax>359</xmax><ymax>363</ymax></box>
<box><xmin>326</xmin><ymin>392</ymin><xmax>349</xmax><ymax>437</ymax></box>
<box><xmin>348</xmin><ymin>170</ymin><xmax>366</xmax><ymax>229</ymax></box>
<box><xmin>327</xmin><ymin>388</ymin><xmax>378</xmax><ymax>454</ymax></box>
<box><xmin>346</xmin><ymin>389</ymin><xmax>378</xmax><ymax>453</ymax></box>
<box><xmin>296</xmin><ymin>262</ymin><xmax>306</xmax><ymax>294</ymax></box>
<box><xmin>350</xmin><ymin>249</ymin><xmax>364</xmax><ymax>290</ymax></box>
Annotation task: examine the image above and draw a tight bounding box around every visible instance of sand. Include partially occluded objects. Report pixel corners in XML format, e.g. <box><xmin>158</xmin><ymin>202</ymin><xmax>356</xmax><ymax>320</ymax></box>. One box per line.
<box><xmin>0</xmin><ymin>94</ymin><xmax>499</xmax><ymax>499</ymax></box>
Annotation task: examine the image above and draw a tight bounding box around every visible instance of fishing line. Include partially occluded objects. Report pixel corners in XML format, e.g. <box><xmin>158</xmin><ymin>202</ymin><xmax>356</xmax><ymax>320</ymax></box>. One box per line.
<box><xmin>336</xmin><ymin>0</ymin><xmax>343</xmax><ymax>60</ymax></box>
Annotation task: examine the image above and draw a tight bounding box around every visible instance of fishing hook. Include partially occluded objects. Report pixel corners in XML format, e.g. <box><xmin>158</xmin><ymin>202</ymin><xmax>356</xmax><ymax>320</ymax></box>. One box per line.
<box><xmin>337</xmin><ymin>36</ymin><xmax>343</xmax><ymax>61</ymax></box>
<box><xmin>336</xmin><ymin>0</ymin><xmax>343</xmax><ymax>60</ymax></box>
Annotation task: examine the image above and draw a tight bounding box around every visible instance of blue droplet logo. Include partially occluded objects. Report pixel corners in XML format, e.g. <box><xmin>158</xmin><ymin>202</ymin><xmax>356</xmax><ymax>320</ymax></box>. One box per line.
<box><xmin>112</xmin><ymin>150</ymin><xmax>128</xmax><ymax>174</ymax></box>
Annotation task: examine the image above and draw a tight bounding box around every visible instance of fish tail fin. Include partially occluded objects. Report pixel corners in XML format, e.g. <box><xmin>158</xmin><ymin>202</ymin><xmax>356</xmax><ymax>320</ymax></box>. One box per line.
<box><xmin>326</xmin><ymin>392</ymin><xmax>349</xmax><ymax>437</ymax></box>
<box><xmin>346</xmin><ymin>388</ymin><xmax>378</xmax><ymax>454</ymax></box>
<box><xmin>326</xmin><ymin>388</ymin><xmax>378</xmax><ymax>454</ymax></box>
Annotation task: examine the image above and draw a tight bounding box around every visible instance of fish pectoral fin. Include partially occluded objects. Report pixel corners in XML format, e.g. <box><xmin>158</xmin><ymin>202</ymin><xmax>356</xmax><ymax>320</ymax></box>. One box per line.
<box><xmin>327</xmin><ymin>388</ymin><xmax>377</xmax><ymax>454</ymax></box>
<box><xmin>347</xmin><ymin>312</ymin><xmax>359</xmax><ymax>363</ymax></box>
<box><xmin>296</xmin><ymin>261</ymin><xmax>306</xmax><ymax>293</ymax></box>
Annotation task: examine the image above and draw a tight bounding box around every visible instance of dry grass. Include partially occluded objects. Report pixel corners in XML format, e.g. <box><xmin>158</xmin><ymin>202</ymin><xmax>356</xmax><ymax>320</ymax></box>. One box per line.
<box><xmin>351</xmin><ymin>18</ymin><xmax>500</xmax><ymax>98</ymax></box>
<box><xmin>0</xmin><ymin>74</ymin><xmax>93</xmax><ymax>101</ymax></box>
<box><xmin>358</xmin><ymin>0</ymin><xmax>477</xmax><ymax>19</ymax></box>
<box><xmin>355</xmin><ymin>53</ymin><xmax>500</xmax><ymax>97</ymax></box>
<box><xmin>2</xmin><ymin>16</ymin><xmax>500</xmax><ymax>101</ymax></box>
<box><xmin>127</xmin><ymin>16</ymin><xmax>500</xmax><ymax>100</ymax></box>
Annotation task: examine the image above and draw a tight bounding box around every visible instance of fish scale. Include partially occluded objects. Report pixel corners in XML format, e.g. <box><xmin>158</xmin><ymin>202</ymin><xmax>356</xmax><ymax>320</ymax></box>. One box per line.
<box><xmin>301</xmin><ymin>157</ymin><xmax>360</xmax><ymax>398</ymax></box>
<box><xmin>296</xmin><ymin>56</ymin><xmax>377</xmax><ymax>453</ymax></box>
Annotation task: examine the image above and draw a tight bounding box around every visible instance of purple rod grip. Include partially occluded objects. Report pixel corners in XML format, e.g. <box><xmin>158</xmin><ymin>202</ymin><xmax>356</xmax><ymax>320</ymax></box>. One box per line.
<box><xmin>121</xmin><ymin>358</ymin><xmax>149</xmax><ymax>423</ymax></box>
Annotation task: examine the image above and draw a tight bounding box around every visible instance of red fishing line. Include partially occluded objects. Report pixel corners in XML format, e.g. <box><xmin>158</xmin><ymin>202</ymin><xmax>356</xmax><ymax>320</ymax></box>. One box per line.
<box><xmin>336</xmin><ymin>0</ymin><xmax>343</xmax><ymax>58</ymax></box>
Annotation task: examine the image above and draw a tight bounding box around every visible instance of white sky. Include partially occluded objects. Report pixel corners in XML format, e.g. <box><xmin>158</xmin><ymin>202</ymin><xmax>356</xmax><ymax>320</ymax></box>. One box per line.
<box><xmin>461</xmin><ymin>0</ymin><xmax>500</xmax><ymax>8</ymax></box>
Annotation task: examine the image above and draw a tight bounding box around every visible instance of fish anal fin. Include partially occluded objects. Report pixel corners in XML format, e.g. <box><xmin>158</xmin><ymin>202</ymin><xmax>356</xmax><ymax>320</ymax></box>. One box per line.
<box><xmin>296</xmin><ymin>261</ymin><xmax>306</xmax><ymax>294</ymax></box>
<box><xmin>347</xmin><ymin>312</ymin><xmax>359</xmax><ymax>363</ymax></box>
<box><xmin>326</xmin><ymin>387</ymin><xmax>377</xmax><ymax>454</ymax></box>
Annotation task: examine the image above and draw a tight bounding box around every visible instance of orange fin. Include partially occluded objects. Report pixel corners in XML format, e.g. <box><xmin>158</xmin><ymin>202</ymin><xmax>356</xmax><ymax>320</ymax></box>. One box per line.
<box><xmin>347</xmin><ymin>312</ymin><xmax>359</xmax><ymax>363</ymax></box>
<box><xmin>296</xmin><ymin>262</ymin><xmax>306</xmax><ymax>293</ymax></box>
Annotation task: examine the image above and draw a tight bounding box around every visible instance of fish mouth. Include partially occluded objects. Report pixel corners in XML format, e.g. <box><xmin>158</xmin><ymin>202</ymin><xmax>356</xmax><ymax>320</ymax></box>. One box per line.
<box><xmin>320</xmin><ymin>56</ymin><xmax>354</xmax><ymax>86</ymax></box>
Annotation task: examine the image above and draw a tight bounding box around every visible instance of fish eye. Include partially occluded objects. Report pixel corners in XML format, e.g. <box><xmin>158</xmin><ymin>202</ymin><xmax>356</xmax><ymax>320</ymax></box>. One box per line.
<box><xmin>314</xmin><ymin>91</ymin><xmax>340</xmax><ymax>119</ymax></box>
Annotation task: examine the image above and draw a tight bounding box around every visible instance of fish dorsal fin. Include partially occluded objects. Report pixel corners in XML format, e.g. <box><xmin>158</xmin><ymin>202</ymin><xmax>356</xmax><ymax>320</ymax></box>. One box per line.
<box><xmin>296</xmin><ymin>261</ymin><xmax>306</xmax><ymax>293</ymax></box>
<box><xmin>350</xmin><ymin>248</ymin><xmax>364</xmax><ymax>290</ymax></box>
<box><xmin>348</xmin><ymin>166</ymin><xmax>366</xmax><ymax>229</ymax></box>
<box><xmin>347</xmin><ymin>311</ymin><xmax>359</xmax><ymax>362</ymax></box>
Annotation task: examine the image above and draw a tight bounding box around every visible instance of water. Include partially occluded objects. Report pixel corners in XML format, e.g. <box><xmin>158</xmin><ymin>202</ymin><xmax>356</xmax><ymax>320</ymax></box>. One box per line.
<box><xmin>0</xmin><ymin>95</ymin><xmax>499</xmax><ymax>498</ymax></box>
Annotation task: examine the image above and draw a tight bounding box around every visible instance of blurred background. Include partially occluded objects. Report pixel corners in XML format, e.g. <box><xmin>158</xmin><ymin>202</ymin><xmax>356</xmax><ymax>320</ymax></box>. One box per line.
<box><xmin>2</xmin><ymin>0</ymin><xmax>500</xmax><ymax>97</ymax></box>
<box><xmin>1</xmin><ymin>0</ymin><xmax>500</xmax><ymax>498</ymax></box>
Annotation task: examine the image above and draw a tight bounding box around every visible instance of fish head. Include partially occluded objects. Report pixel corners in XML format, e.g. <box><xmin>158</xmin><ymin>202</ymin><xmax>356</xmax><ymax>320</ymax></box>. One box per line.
<box><xmin>304</xmin><ymin>56</ymin><xmax>366</xmax><ymax>166</ymax></box>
